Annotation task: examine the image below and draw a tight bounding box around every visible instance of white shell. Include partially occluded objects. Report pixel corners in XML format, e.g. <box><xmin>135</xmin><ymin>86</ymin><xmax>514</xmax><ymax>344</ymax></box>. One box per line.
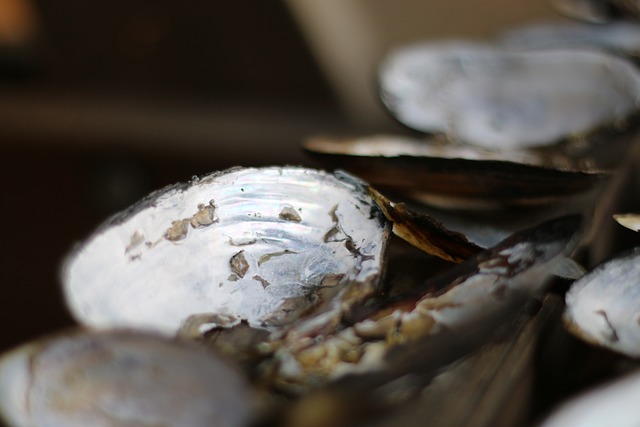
<box><xmin>62</xmin><ymin>167</ymin><xmax>389</xmax><ymax>336</ymax></box>
<box><xmin>539</xmin><ymin>369</ymin><xmax>640</xmax><ymax>427</ymax></box>
<box><xmin>0</xmin><ymin>330</ymin><xmax>251</xmax><ymax>427</ymax></box>
<box><xmin>564</xmin><ymin>247</ymin><xmax>640</xmax><ymax>357</ymax></box>
<box><xmin>379</xmin><ymin>42</ymin><xmax>640</xmax><ymax>148</ymax></box>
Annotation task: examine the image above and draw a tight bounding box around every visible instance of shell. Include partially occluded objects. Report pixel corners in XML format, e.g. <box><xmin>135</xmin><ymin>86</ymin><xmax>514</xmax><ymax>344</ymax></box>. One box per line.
<box><xmin>62</xmin><ymin>167</ymin><xmax>390</xmax><ymax>337</ymax></box>
<box><xmin>614</xmin><ymin>213</ymin><xmax>640</xmax><ymax>232</ymax></box>
<box><xmin>303</xmin><ymin>135</ymin><xmax>608</xmax><ymax>208</ymax></box>
<box><xmin>552</xmin><ymin>0</ymin><xmax>616</xmax><ymax>23</ymax></box>
<box><xmin>564</xmin><ymin>247</ymin><xmax>640</xmax><ymax>357</ymax></box>
<box><xmin>499</xmin><ymin>21</ymin><xmax>640</xmax><ymax>58</ymax></box>
<box><xmin>552</xmin><ymin>0</ymin><xmax>640</xmax><ymax>22</ymax></box>
<box><xmin>267</xmin><ymin>215</ymin><xmax>583</xmax><ymax>390</ymax></box>
<box><xmin>379</xmin><ymin>42</ymin><xmax>640</xmax><ymax>149</ymax></box>
<box><xmin>0</xmin><ymin>329</ymin><xmax>251</xmax><ymax>427</ymax></box>
<box><xmin>539</xmin><ymin>369</ymin><xmax>640</xmax><ymax>427</ymax></box>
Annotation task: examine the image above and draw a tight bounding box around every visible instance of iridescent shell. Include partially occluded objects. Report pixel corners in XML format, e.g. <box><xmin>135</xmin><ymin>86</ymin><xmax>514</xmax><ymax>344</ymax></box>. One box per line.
<box><xmin>62</xmin><ymin>167</ymin><xmax>390</xmax><ymax>337</ymax></box>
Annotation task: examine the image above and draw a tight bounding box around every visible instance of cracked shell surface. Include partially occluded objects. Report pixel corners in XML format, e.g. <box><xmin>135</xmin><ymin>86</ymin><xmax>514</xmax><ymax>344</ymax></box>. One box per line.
<box><xmin>62</xmin><ymin>167</ymin><xmax>390</xmax><ymax>336</ymax></box>
<box><xmin>564</xmin><ymin>247</ymin><xmax>640</xmax><ymax>357</ymax></box>
<box><xmin>379</xmin><ymin>42</ymin><xmax>640</xmax><ymax>148</ymax></box>
<box><xmin>0</xmin><ymin>330</ymin><xmax>251</xmax><ymax>427</ymax></box>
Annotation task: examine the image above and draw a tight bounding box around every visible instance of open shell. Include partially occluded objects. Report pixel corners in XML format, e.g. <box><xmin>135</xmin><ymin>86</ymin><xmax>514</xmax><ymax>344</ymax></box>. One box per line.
<box><xmin>564</xmin><ymin>247</ymin><xmax>640</xmax><ymax>357</ymax></box>
<box><xmin>62</xmin><ymin>167</ymin><xmax>390</xmax><ymax>337</ymax></box>
<box><xmin>379</xmin><ymin>42</ymin><xmax>640</xmax><ymax>149</ymax></box>
<box><xmin>0</xmin><ymin>330</ymin><xmax>251</xmax><ymax>427</ymax></box>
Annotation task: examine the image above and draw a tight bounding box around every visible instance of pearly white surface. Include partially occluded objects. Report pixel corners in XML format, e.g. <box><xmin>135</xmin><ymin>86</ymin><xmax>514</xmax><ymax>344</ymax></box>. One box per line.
<box><xmin>62</xmin><ymin>167</ymin><xmax>388</xmax><ymax>335</ymax></box>
<box><xmin>379</xmin><ymin>42</ymin><xmax>640</xmax><ymax>148</ymax></box>
<box><xmin>564</xmin><ymin>247</ymin><xmax>640</xmax><ymax>357</ymax></box>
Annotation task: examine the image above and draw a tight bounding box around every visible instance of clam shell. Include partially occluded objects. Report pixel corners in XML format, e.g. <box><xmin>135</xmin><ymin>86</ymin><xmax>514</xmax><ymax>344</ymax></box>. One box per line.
<box><xmin>564</xmin><ymin>247</ymin><xmax>640</xmax><ymax>357</ymax></box>
<box><xmin>379</xmin><ymin>42</ymin><xmax>640</xmax><ymax>149</ymax></box>
<box><xmin>0</xmin><ymin>330</ymin><xmax>251</xmax><ymax>427</ymax></box>
<box><xmin>62</xmin><ymin>167</ymin><xmax>390</xmax><ymax>336</ymax></box>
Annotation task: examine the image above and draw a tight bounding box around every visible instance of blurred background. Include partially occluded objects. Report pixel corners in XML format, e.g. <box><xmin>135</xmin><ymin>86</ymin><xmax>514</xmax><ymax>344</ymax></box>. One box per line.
<box><xmin>0</xmin><ymin>0</ymin><xmax>557</xmax><ymax>351</ymax></box>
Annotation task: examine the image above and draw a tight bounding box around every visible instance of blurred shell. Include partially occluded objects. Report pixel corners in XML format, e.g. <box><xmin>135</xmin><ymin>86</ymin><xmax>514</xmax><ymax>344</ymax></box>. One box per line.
<box><xmin>304</xmin><ymin>135</ymin><xmax>608</xmax><ymax>207</ymax></box>
<box><xmin>552</xmin><ymin>0</ymin><xmax>615</xmax><ymax>23</ymax></box>
<box><xmin>539</xmin><ymin>369</ymin><xmax>640</xmax><ymax>427</ymax></box>
<box><xmin>564</xmin><ymin>247</ymin><xmax>640</xmax><ymax>357</ymax></box>
<box><xmin>552</xmin><ymin>0</ymin><xmax>640</xmax><ymax>22</ymax></box>
<box><xmin>379</xmin><ymin>42</ymin><xmax>640</xmax><ymax>149</ymax></box>
<box><xmin>499</xmin><ymin>21</ymin><xmax>640</xmax><ymax>58</ymax></box>
<box><xmin>62</xmin><ymin>167</ymin><xmax>390</xmax><ymax>336</ymax></box>
<box><xmin>614</xmin><ymin>213</ymin><xmax>640</xmax><ymax>232</ymax></box>
<box><xmin>0</xmin><ymin>330</ymin><xmax>251</xmax><ymax>427</ymax></box>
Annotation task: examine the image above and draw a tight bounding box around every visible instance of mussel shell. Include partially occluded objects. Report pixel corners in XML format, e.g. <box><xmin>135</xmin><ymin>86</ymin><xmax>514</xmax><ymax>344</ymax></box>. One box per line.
<box><xmin>62</xmin><ymin>167</ymin><xmax>390</xmax><ymax>336</ymax></box>
<box><xmin>379</xmin><ymin>42</ymin><xmax>640</xmax><ymax>149</ymax></box>
<box><xmin>564</xmin><ymin>247</ymin><xmax>640</xmax><ymax>357</ymax></box>
<box><xmin>0</xmin><ymin>330</ymin><xmax>251</xmax><ymax>427</ymax></box>
<box><xmin>304</xmin><ymin>135</ymin><xmax>608</xmax><ymax>207</ymax></box>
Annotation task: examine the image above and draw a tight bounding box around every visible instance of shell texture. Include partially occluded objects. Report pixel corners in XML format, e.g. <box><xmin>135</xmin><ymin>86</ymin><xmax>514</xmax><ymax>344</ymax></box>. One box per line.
<box><xmin>62</xmin><ymin>167</ymin><xmax>390</xmax><ymax>336</ymax></box>
<box><xmin>268</xmin><ymin>215</ymin><xmax>582</xmax><ymax>389</ymax></box>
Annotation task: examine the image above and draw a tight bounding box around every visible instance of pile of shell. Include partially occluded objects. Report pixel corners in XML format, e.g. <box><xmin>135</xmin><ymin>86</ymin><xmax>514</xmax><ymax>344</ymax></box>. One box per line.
<box><xmin>3</xmin><ymin>4</ymin><xmax>640</xmax><ymax>427</ymax></box>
